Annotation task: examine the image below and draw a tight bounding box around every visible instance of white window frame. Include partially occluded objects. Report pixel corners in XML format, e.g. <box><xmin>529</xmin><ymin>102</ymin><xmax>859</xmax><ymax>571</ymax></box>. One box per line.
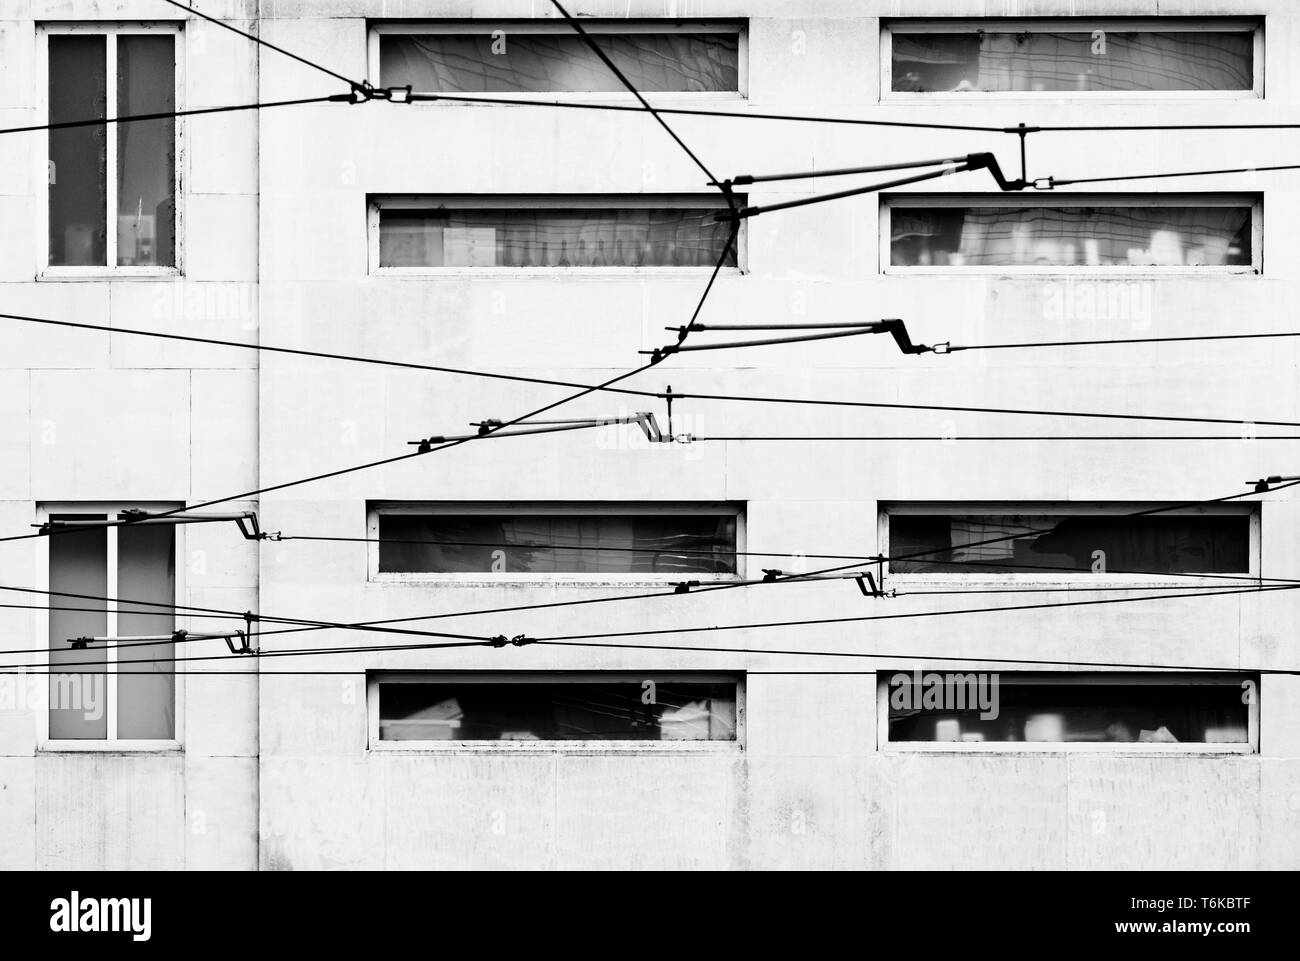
<box><xmin>36</xmin><ymin>22</ymin><xmax>184</xmax><ymax>280</ymax></box>
<box><xmin>877</xmin><ymin>671</ymin><xmax>1259</xmax><ymax>754</ymax></box>
<box><xmin>367</xmin><ymin>501</ymin><xmax>746</xmax><ymax>586</ymax></box>
<box><xmin>880</xmin><ymin>193</ymin><xmax>1262</xmax><ymax>276</ymax></box>
<box><xmin>368</xmin><ymin>193</ymin><xmax>745</xmax><ymax>276</ymax></box>
<box><xmin>34</xmin><ymin>502</ymin><xmax>186</xmax><ymax>752</ymax></box>
<box><xmin>879</xmin><ymin>501</ymin><xmax>1260</xmax><ymax>588</ymax></box>
<box><xmin>368</xmin><ymin>19</ymin><xmax>748</xmax><ymax>102</ymax></box>
<box><xmin>368</xmin><ymin>672</ymin><xmax>745</xmax><ymax>753</ymax></box>
<box><xmin>881</xmin><ymin>17</ymin><xmax>1263</xmax><ymax>101</ymax></box>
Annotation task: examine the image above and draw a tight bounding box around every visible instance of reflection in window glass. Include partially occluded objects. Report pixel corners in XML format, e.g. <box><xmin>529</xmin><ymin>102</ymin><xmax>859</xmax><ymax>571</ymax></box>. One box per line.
<box><xmin>117</xmin><ymin>35</ymin><xmax>176</xmax><ymax>267</ymax></box>
<box><xmin>380</xmin><ymin>31</ymin><xmax>740</xmax><ymax>93</ymax></box>
<box><xmin>46</xmin><ymin>514</ymin><xmax>175</xmax><ymax>740</ymax></box>
<box><xmin>891</xmin><ymin>29</ymin><xmax>1253</xmax><ymax>92</ymax></box>
<box><xmin>49</xmin><ymin>35</ymin><xmax>107</xmax><ymax>266</ymax></box>
<box><xmin>379</xmin><ymin>203</ymin><xmax>738</xmax><ymax>268</ymax></box>
<box><xmin>48</xmin><ymin>517</ymin><xmax>108</xmax><ymax>739</ymax></box>
<box><xmin>889</xmin><ymin>513</ymin><xmax>1250</xmax><ymax>575</ymax></box>
<box><xmin>889</xmin><ymin>204</ymin><xmax>1252</xmax><ymax>268</ymax></box>
<box><xmin>378</xmin><ymin>512</ymin><xmax>738</xmax><ymax>575</ymax></box>
<box><xmin>885</xmin><ymin>673</ymin><xmax>1251</xmax><ymax>744</ymax></box>
<box><xmin>378</xmin><ymin>678</ymin><xmax>738</xmax><ymax>741</ymax></box>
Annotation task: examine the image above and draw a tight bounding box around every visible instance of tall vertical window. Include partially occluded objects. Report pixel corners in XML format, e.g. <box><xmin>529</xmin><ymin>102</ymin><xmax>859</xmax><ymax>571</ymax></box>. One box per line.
<box><xmin>47</xmin><ymin>512</ymin><xmax>177</xmax><ymax>742</ymax></box>
<box><xmin>45</xmin><ymin>26</ymin><xmax>178</xmax><ymax>270</ymax></box>
<box><xmin>885</xmin><ymin>19</ymin><xmax>1259</xmax><ymax>95</ymax></box>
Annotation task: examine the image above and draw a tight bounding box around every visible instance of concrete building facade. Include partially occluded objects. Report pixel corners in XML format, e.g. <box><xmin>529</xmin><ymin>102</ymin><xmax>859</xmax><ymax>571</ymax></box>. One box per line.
<box><xmin>2</xmin><ymin>0</ymin><xmax>1299</xmax><ymax>870</ymax></box>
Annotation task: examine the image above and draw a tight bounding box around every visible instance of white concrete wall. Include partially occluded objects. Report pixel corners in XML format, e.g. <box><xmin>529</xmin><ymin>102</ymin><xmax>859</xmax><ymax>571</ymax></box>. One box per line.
<box><xmin>0</xmin><ymin>0</ymin><xmax>260</xmax><ymax>869</ymax></box>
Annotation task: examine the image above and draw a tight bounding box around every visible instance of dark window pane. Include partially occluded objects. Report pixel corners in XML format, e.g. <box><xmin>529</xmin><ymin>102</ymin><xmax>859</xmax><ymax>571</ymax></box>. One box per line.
<box><xmin>117</xmin><ymin>34</ymin><xmax>175</xmax><ymax>266</ymax></box>
<box><xmin>379</xmin><ymin>679</ymin><xmax>738</xmax><ymax>741</ymax></box>
<box><xmin>116</xmin><ymin>522</ymin><xmax>175</xmax><ymax>739</ymax></box>
<box><xmin>49</xmin><ymin>35</ymin><xmax>107</xmax><ymax>266</ymax></box>
<box><xmin>886</xmin><ymin>672</ymin><xmax>1250</xmax><ymax>744</ymax></box>
<box><xmin>378</xmin><ymin>512</ymin><xmax>738</xmax><ymax>575</ymax></box>
<box><xmin>379</xmin><ymin>204</ymin><xmax>737</xmax><ymax>268</ymax></box>
<box><xmin>892</xmin><ymin>30</ymin><xmax>1253</xmax><ymax>92</ymax></box>
<box><xmin>48</xmin><ymin>516</ymin><xmax>108</xmax><ymax>739</ymax></box>
<box><xmin>890</xmin><ymin>205</ymin><xmax>1252</xmax><ymax>267</ymax></box>
<box><xmin>381</xmin><ymin>31</ymin><xmax>739</xmax><ymax>93</ymax></box>
<box><xmin>890</xmin><ymin>513</ymin><xmax>1250</xmax><ymax>575</ymax></box>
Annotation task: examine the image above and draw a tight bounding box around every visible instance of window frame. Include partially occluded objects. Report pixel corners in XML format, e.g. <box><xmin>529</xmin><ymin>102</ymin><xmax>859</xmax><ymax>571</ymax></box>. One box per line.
<box><xmin>878</xmin><ymin>501</ymin><xmax>1261</xmax><ymax>588</ymax></box>
<box><xmin>36</xmin><ymin>21</ymin><xmax>184</xmax><ymax>280</ymax></box>
<box><xmin>368</xmin><ymin>19</ymin><xmax>748</xmax><ymax>101</ymax></box>
<box><xmin>368</xmin><ymin>193</ymin><xmax>746</xmax><ymax>276</ymax></box>
<box><xmin>880</xmin><ymin>17</ymin><xmax>1263</xmax><ymax>101</ymax></box>
<box><xmin>34</xmin><ymin>501</ymin><xmax>186</xmax><ymax>752</ymax></box>
<box><xmin>877</xmin><ymin>671</ymin><xmax>1259</xmax><ymax>754</ymax></box>
<box><xmin>368</xmin><ymin>671</ymin><xmax>746</xmax><ymax>753</ymax></box>
<box><xmin>366</xmin><ymin>501</ymin><xmax>747</xmax><ymax>586</ymax></box>
<box><xmin>879</xmin><ymin>192</ymin><xmax>1262</xmax><ymax>276</ymax></box>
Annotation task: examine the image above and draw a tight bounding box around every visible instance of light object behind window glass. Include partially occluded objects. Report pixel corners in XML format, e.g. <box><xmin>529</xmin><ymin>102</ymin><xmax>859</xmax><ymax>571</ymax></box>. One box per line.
<box><xmin>889</xmin><ymin>512</ymin><xmax>1250</xmax><ymax>575</ymax></box>
<box><xmin>378</xmin><ymin>512</ymin><xmax>738</xmax><ymax>575</ymax></box>
<box><xmin>886</xmin><ymin>673</ymin><xmax>1250</xmax><ymax>744</ymax></box>
<box><xmin>892</xmin><ymin>30</ymin><xmax>1252</xmax><ymax>92</ymax></box>
<box><xmin>117</xmin><ymin>35</ymin><xmax>175</xmax><ymax>267</ymax></box>
<box><xmin>378</xmin><ymin>679</ymin><xmax>738</xmax><ymax>741</ymax></box>
<box><xmin>379</xmin><ymin>204</ymin><xmax>738</xmax><ymax>268</ymax></box>
<box><xmin>380</xmin><ymin>31</ymin><xmax>740</xmax><ymax>93</ymax></box>
<box><xmin>889</xmin><ymin>204</ymin><xmax>1252</xmax><ymax>268</ymax></box>
<box><xmin>47</xmin><ymin>31</ymin><xmax>175</xmax><ymax>268</ymax></box>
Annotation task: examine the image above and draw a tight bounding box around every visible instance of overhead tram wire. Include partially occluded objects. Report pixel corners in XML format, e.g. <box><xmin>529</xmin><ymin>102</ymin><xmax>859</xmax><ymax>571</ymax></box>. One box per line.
<box><xmin>160</xmin><ymin>0</ymin><xmax>360</xmax><ymax>89</ymax></box>
<box><xmin>16</xmin><ymin>478</ymin><xmax>1283</xmax><ymax>652</ymax></box>
<box><xmin>690</xmin><ymin>434</ymin><xmax>1300</xmax><ymax>442</ymax></box>
<box><xmin>548</xmin><ymin>0</ymin><xmax>722</xmax><ymax>188</ymax></box>
<box><xmin>0</xmin><ymin>95</ymin><xmax>351</xmax><ymax>137</ymax></box>
<box><xmin>6</xmin><ymin>580</ymin><xmax>1300</xmax><ymax>673</ymax></box>
<box><xmin>2</xmin><ymin>311</ymin><xmax>1297</xmax><ymax>430</ymax></box>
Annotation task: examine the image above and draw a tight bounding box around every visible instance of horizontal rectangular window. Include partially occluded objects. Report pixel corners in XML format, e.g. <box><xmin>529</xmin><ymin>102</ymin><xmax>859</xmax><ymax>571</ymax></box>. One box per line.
<box><xmin>374</xmin><ymin>196</ymin><xmax>740</xmax><ymax>269</ymax></box>
<box><xmin>886</xmin><ymin>197</ymin><xmax>1255</xmax><ymax>269</ymax></box>
<box><xmin>881</xmin><ymin>672</ymin><xmax>1254</xmax><ymax>749</ymax></box>
<box><xmin>887</xmin><ymin>20</ymin><xmax>1256</xmax><ymax>93</ymax></box>
<box><xmin>372</xmin><ymin>505</ymin><xmax>740</xmax><ymax>576</ymax></box>
<box><xmin>372</xmin><ymin>674</ymin><xmax>740</xmax><ymax>744</ymax></box>
<box><xmin>884</xmin><ymin>506</ymin><xmax>1253</xmax><ymax>576</ymax></box>
<box><xmin>376</xmin><ymin>21</ymin><xmax>742</xmax><ymax>93</ymax></box>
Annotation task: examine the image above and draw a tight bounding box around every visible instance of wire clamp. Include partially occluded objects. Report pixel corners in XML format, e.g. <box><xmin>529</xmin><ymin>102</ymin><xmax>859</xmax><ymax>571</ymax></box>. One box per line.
<box><xmin>761</xmin><ymin>569</ymin><xmax>784</xmax><ymax>582</ymax></box>
<box><xmin>509</xmin><ymin>634</ymin><xmax>534</xmax><ymax>647</ymax></box>
<box><xmin>68</xmin><ymin>637</ymin><xmax>92</xmax><ymax>650</ymax></box>
<box><xmin>342</xmin><ymin>82</ymin><xmax>414</xmax><ymax>104</ymax></box>
<box><xmin>932</xmin><ymin>341</ymin><xmax>951</xmax><ymax>355</ymax></box>
<box><xmin>1032</xmin><ymin>177</ymin><xmax>1056</xmax><ymax>191</ymax></box>
<box><xmin>673</xmin><ymin>580</ymin><xmax>701</xmax><ymax>594</ymax></box>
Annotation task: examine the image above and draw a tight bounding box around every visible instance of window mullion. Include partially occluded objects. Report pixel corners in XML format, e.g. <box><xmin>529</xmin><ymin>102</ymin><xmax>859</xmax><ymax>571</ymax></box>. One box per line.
<box><xmin>106</xmin><ymin>523</ymin><xmax>118</xmax><ymax>741</ymax></box>
<box><xmin>105</xmin><ymin>32</ymin><xmax>118</xmax><ymax>269</ymax></box>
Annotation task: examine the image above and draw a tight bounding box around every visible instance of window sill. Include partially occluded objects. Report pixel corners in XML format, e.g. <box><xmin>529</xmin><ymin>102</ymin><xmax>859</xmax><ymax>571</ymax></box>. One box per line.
<box><xmin>880</xmin><ymin>743</ymin><xmax>1254</xmax><ymax>754</ymax></box>
<box><xmin>370</xmin><ymin>740</ymin><xmax>743</xmax><ymax>754</ymax></box>
<box><xmin>408</xmin><ymin>91</ymin><xmax>747</xmax><ymax>105</ymax></box>
<box><xmin>369</xmin><ymin>574</ymin><xmax>742</xmax><ymax>588</ymax></box>
<box><xmin>882</xmin><ymin>266</ymin><xmax>1259</xmax><ymax>277</ymax></box>
<box><xmin>370</xmin><ymin>266</ymin><xmax>744</xmax><ymax>279</ymax></box>
<box><xmin>38</xmin><ymin>740</ymin><xmax>182</xmax><ymax>754</ymax></box>
<box><xmin>39</xmin><ymin>267</ymin><xmax>181</xmax><ymax>282</ymax></box>
<box><xmin>889</xmin><ymin>575</ymin><xmax>1261</xmax><ymax>591</ymax></box>
<box><xmin>881</xmin><ymin>91</ymin><xmax>1262</xmax><ymax>104</ymax></box>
